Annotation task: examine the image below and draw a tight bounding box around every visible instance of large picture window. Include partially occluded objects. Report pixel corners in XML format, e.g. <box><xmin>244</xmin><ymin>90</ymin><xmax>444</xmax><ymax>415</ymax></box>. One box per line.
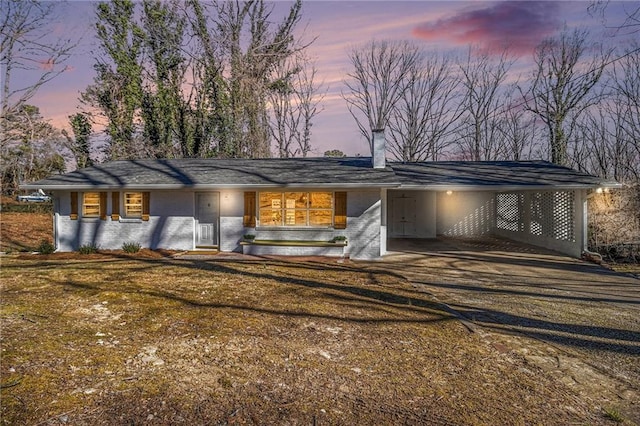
<box><xmin>259</xmin><ymin>191</ymin><xmax>333</xmax><ymax>227</ymax></box>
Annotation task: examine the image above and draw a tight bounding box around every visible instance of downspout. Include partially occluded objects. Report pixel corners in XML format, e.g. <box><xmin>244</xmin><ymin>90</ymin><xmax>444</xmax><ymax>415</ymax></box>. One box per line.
<box><xmin>53</xmin><ymin>194</ymin><xmax>59</xmax><ymax>252</ymax></box>
<box><xmin>380</xmin><ymin>188</ymin><xmax>388</xmax><ymax>256</ymax></box>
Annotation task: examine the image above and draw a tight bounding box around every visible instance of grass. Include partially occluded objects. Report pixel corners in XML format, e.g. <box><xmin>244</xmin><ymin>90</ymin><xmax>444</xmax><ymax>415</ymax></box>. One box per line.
<box><xmin>0</xmin><ymin>253</ymin><xmax>605</xmax><ymax>425</ymax></box>
<box><xmin>603</xmin><ymin>407</ymin><xmax>626</xmax><ymax>423</ymax></box>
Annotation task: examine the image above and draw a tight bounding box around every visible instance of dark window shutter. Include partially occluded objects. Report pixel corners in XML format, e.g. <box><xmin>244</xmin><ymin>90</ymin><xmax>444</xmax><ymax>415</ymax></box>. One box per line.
<box><xmin>334</xmin><ymin>191</ymin><xmax>347</xmax><ymax>229</ymax></box>
<box><xmin>70</xmin><ymin>192</ymin><xmax>78</xmax><ymax>220</ymax></box>
<box><xmin>142</xmin><ymin>192</ymin><xmax>150</xmax><ymax>221</ymax></box>
<box><xmin>243</xmin><ymin>192</ymin><xmax>256</xmax><ymax>227</ymax></box>
<box><xmin>111</xmin><ymin>192</ymin><xmax>120</xmax><ymax>220</ymax></box>
<box><xmin>100</xmin><ymin>192</ymin><xmax>108</xmax><ymax>220</ymax></box>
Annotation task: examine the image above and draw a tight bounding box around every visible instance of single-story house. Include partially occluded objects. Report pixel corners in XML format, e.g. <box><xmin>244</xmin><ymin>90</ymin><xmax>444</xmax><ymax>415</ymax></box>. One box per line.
<box><xmin>24</xmin><ymin>133</ymin><xmax>619</xmax><ymax>259</ymax></box>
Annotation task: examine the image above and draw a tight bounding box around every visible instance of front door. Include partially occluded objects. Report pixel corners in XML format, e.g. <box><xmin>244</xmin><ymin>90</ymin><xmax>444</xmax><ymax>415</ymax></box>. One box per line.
<box><xmin>195</xmin><ymin>192</ymin><xmax>219</xmax><ymax>247</ymax></box>
<box><xmin>390</xmin><ymin>194</ymin><xmax>416</xmax><ymax>237</ymax></box>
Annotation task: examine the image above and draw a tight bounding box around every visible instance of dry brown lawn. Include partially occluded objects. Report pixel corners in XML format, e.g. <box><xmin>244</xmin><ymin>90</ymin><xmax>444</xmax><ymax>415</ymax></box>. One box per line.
<box><xmin>0</xmin><ymin>206</ymin><xmax>52</xmax><ymax>253</ymax></box>
<box><xmin>0</xmin><ymin>208</ymin><xmax>629</xmax><ymax>425</ymax></box>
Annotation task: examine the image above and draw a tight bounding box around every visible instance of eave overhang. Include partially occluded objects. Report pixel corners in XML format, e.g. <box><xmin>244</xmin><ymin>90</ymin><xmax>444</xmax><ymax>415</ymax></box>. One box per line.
<box><xmin>21</xmin><ymin>182</ymin><xmax>400</xmax><ymax>191</ymax></box>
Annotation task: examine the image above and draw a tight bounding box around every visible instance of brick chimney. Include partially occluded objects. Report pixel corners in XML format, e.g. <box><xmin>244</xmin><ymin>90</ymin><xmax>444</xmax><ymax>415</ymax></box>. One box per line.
<box><xmin>372</xmin><ymin>128</ymin><xmax>386</xmax><ymax>169</ymax></box>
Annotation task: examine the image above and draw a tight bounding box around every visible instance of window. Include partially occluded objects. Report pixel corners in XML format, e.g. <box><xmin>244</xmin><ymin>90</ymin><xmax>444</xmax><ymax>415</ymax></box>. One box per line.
<box><xmin>82</xmin><ymin>192</ymin><xmax>101</xmax><ymax>217</ymax></box>
<box><xmin>124</xmin><ymin>192</ymin><xmax>143</xmax><ymax>218</ymax></box>
<box><xmin>258</xmin><ymin>191</ymin><xmax>334</xmax><ymax>227</ymax></box>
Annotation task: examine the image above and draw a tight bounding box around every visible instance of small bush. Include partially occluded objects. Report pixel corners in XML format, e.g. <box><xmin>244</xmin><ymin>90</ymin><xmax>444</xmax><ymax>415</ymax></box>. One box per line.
<box><xmin>78</xmin><ymin>244</ymin><xmax>98</xmax><ymax>254</ymax></box>
<box><xmin>38</xmin><ymin>240</ymin><xmax>55</xmax><ymax>254</ymax></box>
<box><xmin>243</xmin><ymin>234</ymin><xmax>256</xmax><ymax>240</ymax></box>
<box><xmin>331</xmin><ymin>236</ymin><xmax>347</xmax><ymax>242</ymax></box>
<box><xmin>122</xmin><ymin>241</ymin><xmax>142</xmax><ymax>253</ymax></box>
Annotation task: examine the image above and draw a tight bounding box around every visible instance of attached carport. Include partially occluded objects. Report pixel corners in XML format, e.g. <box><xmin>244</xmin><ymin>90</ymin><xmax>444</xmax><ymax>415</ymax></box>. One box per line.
<box><xmin>384</xmin><ymin>161</ymin><xmax>621</xmax><ymax>258</ymax></box>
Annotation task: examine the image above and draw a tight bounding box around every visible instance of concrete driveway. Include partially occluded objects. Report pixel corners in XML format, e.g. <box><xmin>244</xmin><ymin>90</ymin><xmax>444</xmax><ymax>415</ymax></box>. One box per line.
<box><xmin>375</xmin><ymin>237</ymin><xmax>640</xmax><ymax>421</ymax></box>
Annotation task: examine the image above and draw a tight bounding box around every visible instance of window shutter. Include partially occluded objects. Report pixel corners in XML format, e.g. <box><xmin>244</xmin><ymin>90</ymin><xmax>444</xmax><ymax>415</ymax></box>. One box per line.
<box><xmin>111</xmin><ymin>192</ymin><xmax>120</xmax><ymax>220</ymax></box>
<box><xmin>99</xmin><ymin>192</ymin><xmax>108</xmax><ymax>220</ymax></box>
<box><xmin>142</xmin><ymin>192</ymin><xmax>150</xmax><ymax>221</ymax></box>
<box><xmin>334</xmin><ymin>191</ymin><xmax>347</xmax><ymax>229</ymax></box>
<box><xmin>243</xmin><ymin>192</ymin><xmax>256</xmax><ymax>227</ymax></box>
<box><xmin>70</xmin><ymin>192</ymin><xmax>78</xmax><ymax>220</ymax></box>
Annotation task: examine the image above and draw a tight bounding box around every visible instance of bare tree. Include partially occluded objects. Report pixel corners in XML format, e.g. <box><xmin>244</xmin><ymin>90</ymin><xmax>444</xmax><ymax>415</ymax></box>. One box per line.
<box><xmin>520</xmin><ymin>28</ymin><xmax>610</xmax><ymax>165</ymax></box>
<box><xmin>294</xmin><ymin>63</ymin><xmax>324</xmax><ymax>157</ymax></box>
<box><xmin>387</xmin><ymin>51</ymin><xmax>462</xmax><ymax>162</ymax></box>
<box><xmin>495</xmin><ymin>87</ymin><xmax>539</xmax><ymax>161</ymax></box>
<box><xmin>589</xmin><ymin>1</ymin><xmax>640</xmax><ymax>35</ymax></box>
<box><xmin>213</xmin><ymin>0</ymin><xmax>305</xmax><ymax>158</ymax></box>
<box><xmin>1</xmin><ymin>0</ymin><xmax>77</xmax><ymax>116</ymax></box>
<box><xmin>609</xmin><ymin>41</ymin><xmax>640</xmax><ymax>176</ymax></box>
<box><xmin>456</xmin><ymin>47</ymin><xmax>514</xmax><ymax>161</ymax></box>
<box><xmin>343</xmin><ymin>40</ymin><xmax>421</xmax><ymax>154</ymax></box>
<box><xmin>0</xmin><ymin>0</ymin><xmax>74</xmax><ymax>192</ymax></box>
<box><xmin>1</xmin><ymin>104</ymin><xmax>65</xmax><ymax>193</ymax></box>
<box><xmin>268</xmin><ymin>54</ymin><xmax>324</xmax><ymax>158</ymax></box>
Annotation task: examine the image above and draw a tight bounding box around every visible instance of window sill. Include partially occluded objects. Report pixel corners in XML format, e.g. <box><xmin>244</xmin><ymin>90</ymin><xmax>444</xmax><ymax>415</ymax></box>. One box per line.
<box><xmin>255</xmin><ymin>226</ymin><xmax>334</xmax><ymax>231</ymax></box>
<box><xmin>240</xmin><ymin>239</ymin><xmax>347</xmax><ymax>247</ymax></box>
<box><xmin>79</xmin><ymin>217</ymin><xmax>101</xmax><ymax>222</ymax></box>
<box><xmin>119</xmin><ymin>218</ymin><xmax>143</xmax><ymax>223</ymax></box>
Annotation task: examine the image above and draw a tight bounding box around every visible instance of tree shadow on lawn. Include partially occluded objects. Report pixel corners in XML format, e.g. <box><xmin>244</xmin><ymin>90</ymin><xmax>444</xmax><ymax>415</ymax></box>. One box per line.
<box><xmin>12</xmin><ymin>255</ymin><xmax>458</xmax><ymax>326</ymax></box>
<box><xmin>451</xmin><ymin>304</ymin><xmax>640</xmax><ymax>350</ymax></box>
<box><xmin>394</xmin><ymin>236</ymin><xmax>619</xmax><ymax>275</ymax></box>
<box><xmin>411</xmin><ymin>279</ymin><xmax>640</xmax><ymax>306</ymax></box>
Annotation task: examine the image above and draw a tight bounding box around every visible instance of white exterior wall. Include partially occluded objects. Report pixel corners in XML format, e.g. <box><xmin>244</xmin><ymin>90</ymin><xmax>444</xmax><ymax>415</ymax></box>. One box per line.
<box><xmin>53</xmin><ymin>189</ymin><xmax>383</xmax><ymax>259</ymax></box>
<box><xmin>55</xmin><ymin>191</ymin><xmax>195</xmax><ymax>251</ymax></box>
<box><xmin>436</xmin><ymin>191</ymin><xmax>495</xmax><ymax>236</ymax></box>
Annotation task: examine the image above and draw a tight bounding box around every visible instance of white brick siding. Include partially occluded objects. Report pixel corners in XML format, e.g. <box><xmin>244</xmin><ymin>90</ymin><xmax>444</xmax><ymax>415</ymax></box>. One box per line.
<box><xmin>52</xmin><ymin>189</ymin><xmax>383</xmax><ymax>260</ymax></box>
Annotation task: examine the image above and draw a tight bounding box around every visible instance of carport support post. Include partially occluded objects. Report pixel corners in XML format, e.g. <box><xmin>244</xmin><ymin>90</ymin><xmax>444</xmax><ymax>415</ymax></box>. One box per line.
<box><xmin>580</xmin><ymin>189</ymin><xmax>588</xmax><ymax>254</ymax></box>
<box><xmin>380</xmin><ymin>188</ymin><xmax>388</xmax><ymax>255</ymax></box>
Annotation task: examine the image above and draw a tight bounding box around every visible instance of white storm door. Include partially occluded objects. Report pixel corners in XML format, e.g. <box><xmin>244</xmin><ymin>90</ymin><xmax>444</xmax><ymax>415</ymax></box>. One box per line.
<box><xmin>196</xmin><ymin>192</ymin><xmax>219</xmax><ymax>247</ymax></box>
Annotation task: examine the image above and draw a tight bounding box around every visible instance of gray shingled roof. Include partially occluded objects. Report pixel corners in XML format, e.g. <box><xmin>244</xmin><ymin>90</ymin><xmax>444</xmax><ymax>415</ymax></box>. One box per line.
<box><xmin>24</xmin><ymin>158</ymin><xmax>618</xmax><ymax>190</ymax></box>
<box><xmin>389</xmin><ymin>160</ymin><xmax>619</xmax><ymax>190</ymax></box>
<box><xmin>24</xmin><ymin>157</ymin><xmax>398</xmax><ymax>189</ymax></box>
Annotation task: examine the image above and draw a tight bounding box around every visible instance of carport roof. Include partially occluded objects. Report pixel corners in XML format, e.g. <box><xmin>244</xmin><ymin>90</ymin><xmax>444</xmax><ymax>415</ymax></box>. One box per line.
<box><xmin>389</xmin><ymin>160</ymin><xmax>620</xmax><ymax>190</ymax></box>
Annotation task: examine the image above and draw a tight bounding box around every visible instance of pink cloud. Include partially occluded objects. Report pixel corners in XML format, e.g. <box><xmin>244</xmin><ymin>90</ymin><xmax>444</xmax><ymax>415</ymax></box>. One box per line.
<box><xmin>39</xmin><ymin>58</ymin><xmax>56</xmax><ymax>71</ymax></box>
<box><xmin>412</xmin><ymin>1</ymin><xmax>562</xmax><ymax>55</ymax></box>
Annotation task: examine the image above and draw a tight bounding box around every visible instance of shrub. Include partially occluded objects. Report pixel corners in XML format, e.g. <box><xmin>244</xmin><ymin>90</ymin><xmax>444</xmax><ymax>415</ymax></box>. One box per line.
<box><xmin>78</xmin><ymin>244</ymin><xmax>98</xmax><ymax>254</ymax></box>
<box><xmin>38</xmin><ymin>240</ymin><xmax>55</xmax><ymax>255</ymax></box>
<box><xmin>331</xmin><ymin>236</ymin><xmax>347</xmax><ymax>242</ymax></box>
<box><xmin>122</xmin><ymin>241</ymin><xmax>142</xmax><ymax>253</ymax></box>
<box><xmin>243</xmin><ymin>234</ymin><xmax>256</xmax><ymax>240</ymax></box>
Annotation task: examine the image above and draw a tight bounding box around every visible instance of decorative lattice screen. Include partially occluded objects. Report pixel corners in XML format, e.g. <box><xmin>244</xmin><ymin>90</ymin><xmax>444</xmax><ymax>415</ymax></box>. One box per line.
<box><xmin>552</xmin><ymin>191</ymin><xmax>575</xmax><ymax>241</ymax></box>
<box><xmin>496</xmin><ymin>193</ymin><xmax>524</xmax><ymax>232</ymax></box>
<box><xmin>499</xmin><ymin>191</ymin><xmax>575</xmax><ymax>243</ymax></box>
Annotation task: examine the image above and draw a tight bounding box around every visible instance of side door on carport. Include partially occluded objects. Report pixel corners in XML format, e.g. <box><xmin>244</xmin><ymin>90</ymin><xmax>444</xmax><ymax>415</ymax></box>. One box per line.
<box><xmin>390</xmin><ymin>194</ymin><xmax>416</xmax><ymax>237</ymax></box>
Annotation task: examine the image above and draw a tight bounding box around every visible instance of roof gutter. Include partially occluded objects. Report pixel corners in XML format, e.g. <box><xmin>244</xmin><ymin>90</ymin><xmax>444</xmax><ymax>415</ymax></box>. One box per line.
<box><xmin>395</xmin><ymin>182</ymin><xmax>623</xmax><ymax>192</ymax></box>
<box><xmin>21</xmin><ymin>182</ymin><xmax>402</xmax><ymax>191</ymax></box>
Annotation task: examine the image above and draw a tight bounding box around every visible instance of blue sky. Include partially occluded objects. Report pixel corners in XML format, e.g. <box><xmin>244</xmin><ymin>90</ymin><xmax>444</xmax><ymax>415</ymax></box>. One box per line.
<box><xmin>22</xmin><ymin>1</ymin><xmax>633</xmax><ymax>156</ymax></box>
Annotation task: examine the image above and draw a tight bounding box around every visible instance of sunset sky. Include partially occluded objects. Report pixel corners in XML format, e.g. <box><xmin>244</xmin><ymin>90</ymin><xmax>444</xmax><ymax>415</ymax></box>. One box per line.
<box><xmin>21</xmin><ymin>0</ymin><xmax>634</xmax><ymax>157</ymax></box>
